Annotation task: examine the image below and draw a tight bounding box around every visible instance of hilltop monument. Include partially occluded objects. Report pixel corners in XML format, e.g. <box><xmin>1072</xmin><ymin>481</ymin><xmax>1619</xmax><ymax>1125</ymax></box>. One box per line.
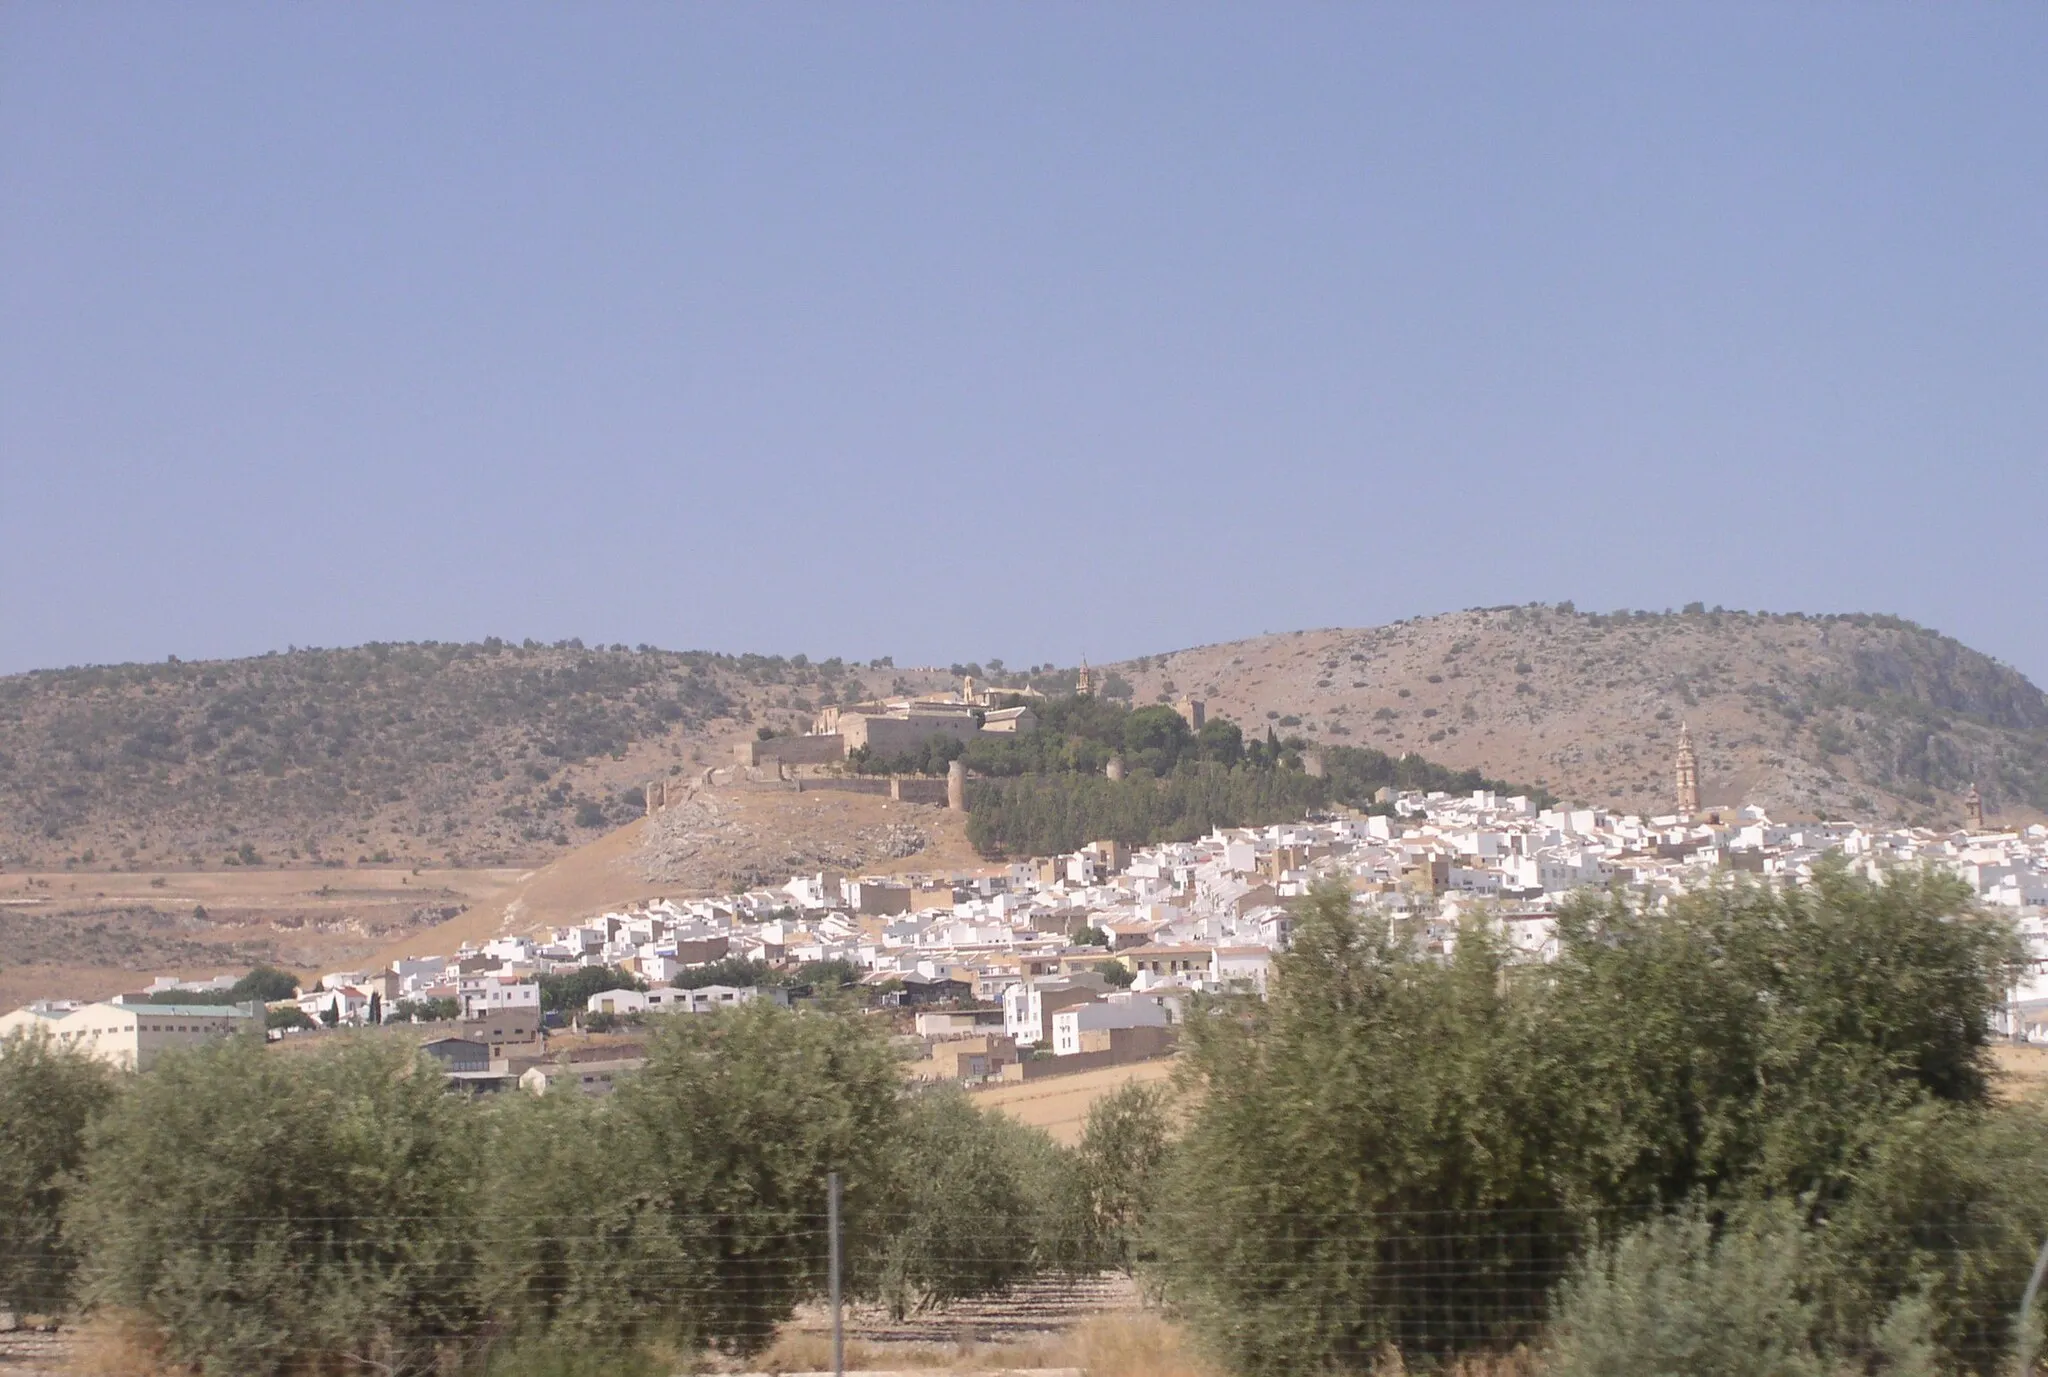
<box><xmin>1674</xmin><ymin>721</ymin><xmax>1700</xmax><ymax>818</ymax></box>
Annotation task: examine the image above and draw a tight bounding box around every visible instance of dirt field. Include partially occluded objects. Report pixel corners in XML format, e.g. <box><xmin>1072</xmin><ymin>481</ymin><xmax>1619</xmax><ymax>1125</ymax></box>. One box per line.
<box><xmin>0</xmin><ymin>866</ymin><xmax>523</xmax><ymax>1009</ymax></box>
<box><xmin>727</xmin><ymin>1273</ymin><xmax>1221</xmax><ymax>1377</ymax></box>
<box><xmin>0</xmin><ymin>781</ymin><xmax>996</xmax><ymax>1007</ymax></box>
<box><xmin>1991</xmin><ymin>1043</ymin><xmax>2048</xmax><ymax>1100</ymax></box>
<box><xmin>2</xmin><ymin>1291</ymin><xmax>1211</xmax><ymax>1377</ymax></box>
<box><xmin>972</xmin><ymin>1059</ymin><xmax>1181</xmax><ymax>1146</ymax></box>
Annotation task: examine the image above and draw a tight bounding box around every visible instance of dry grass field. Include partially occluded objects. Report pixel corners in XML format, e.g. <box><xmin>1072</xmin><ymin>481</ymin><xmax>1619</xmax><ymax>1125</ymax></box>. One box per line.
<box><xmin>1990</xmin><ymin>1042</ymin><xmax>2048</xmax><ymax>1100</ymax></box>
<box><xmin>0</xmin><ymin>782</ymin><xmax>991</xmax><ymax>1005</ymax></box>
<box><xmin>0</xmin><ymin>865</ymin><xmax>522</xmax><ymax>1009</ymax></box>
<box><xmin>971</xmin><ymin>1059</ymin><xmax>1181</xmax><ymax>1146</ymax></box>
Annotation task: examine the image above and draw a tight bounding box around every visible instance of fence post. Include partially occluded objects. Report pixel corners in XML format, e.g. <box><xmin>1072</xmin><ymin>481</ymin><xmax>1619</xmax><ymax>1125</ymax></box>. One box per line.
<box><xmin>829</xmin><ymin>1171</ymin><xmax>844</xmax><ymax>1377</ymax></box>
<box><xmin>2016</xmin><ymin>1233</ymin><xmax>2048</xmax><ymax>1376</ymax></box>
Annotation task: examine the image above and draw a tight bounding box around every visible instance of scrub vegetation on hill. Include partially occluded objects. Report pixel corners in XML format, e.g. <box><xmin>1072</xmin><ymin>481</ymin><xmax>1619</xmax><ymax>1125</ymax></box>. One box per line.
<box><xmin>6</xmin><ymin>605</ymin><xmax>2048</xmax><ymax>872</ymax></box>
<box><xmin>0</xmin><ymin>641</ymin><xmax>935</xmax><ymax>869</ymax></box>
<box><xmin>1109</xmin><ymin>605</ymin><xmax>2048</xmax><ymax>827</ymax></box>
<box><xmin>2</xmin><ymin>863</ymin><xmax>2040</xmax><ymax>1375</ymax></box>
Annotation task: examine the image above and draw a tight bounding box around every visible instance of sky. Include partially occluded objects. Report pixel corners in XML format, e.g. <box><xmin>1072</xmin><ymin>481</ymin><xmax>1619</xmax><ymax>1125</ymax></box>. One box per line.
<box><xmin>4</xmin><ymin>4</ymin><xmax>2045</xmax><ymax>682</ymax></box>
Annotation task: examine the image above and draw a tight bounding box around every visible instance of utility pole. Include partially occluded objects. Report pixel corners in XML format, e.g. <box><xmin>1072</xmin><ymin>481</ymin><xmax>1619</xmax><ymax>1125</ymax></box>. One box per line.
<box><xmin>828</xmin><ymin>1171</ymin><xmax>844</xmax><ymax>1377</ymax></box>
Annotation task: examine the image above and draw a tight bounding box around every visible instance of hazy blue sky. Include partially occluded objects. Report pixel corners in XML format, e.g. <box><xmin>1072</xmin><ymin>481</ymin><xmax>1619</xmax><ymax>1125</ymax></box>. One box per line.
<box><xmin>5</xmin><ymin>5</ymin><xmax>2045</xmax><ymax>680</ymax></box>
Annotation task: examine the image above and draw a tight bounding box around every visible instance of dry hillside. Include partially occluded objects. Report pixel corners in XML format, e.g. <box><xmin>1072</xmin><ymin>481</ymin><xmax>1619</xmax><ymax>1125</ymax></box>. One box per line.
<box><xmin>1104</xmin><ymin>606</ymin><xmax>2048</xmax><ymax>827</ymax></box>
<box><xmin>4</xmin><ymin>610</ymin><xmax>2043</xmax><ymax>1006</ymax></box>
<box><xmin>381</xmin><ymin>785</ymin><xmax>989</xmax><ymax>959</ymax></box>
<box><xmin>0</xmin><ymin>641</ymin><xmax>960</xmax><ymax>871</ymax></box>
<box><xmin>4</xmin><ymin>609</ymin><xmax>2044</xmax><ymax>880</ymax></box>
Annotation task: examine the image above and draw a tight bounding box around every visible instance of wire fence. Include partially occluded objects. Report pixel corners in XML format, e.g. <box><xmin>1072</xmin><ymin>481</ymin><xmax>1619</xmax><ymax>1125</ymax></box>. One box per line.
<box><xmin>8</xmin><ymin>1203</ymin><xmax>2048</xmax><ymax>1375</ymax></box>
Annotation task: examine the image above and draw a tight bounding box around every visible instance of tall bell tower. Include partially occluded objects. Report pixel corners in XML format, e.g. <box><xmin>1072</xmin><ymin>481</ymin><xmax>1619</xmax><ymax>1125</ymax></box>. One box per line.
<box><xmin>1674</xmin><ymin>721</ymin><xmax>1700</xmax><ymax>818</ymax></box>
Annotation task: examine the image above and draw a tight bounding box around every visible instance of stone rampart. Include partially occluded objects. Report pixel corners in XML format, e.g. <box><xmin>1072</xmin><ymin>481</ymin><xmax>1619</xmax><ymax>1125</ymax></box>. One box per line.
<box><xmin>735</xmin><ymin>734</ymin><xmax>846</xmax><ymax>767</ymax></box>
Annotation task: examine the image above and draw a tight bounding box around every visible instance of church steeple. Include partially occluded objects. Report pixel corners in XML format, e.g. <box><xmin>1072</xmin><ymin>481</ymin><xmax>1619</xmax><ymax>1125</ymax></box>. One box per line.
<box><xmin>1674</xmin><ymin>721</ymin><xmax>1700</xmax><ymax>818</ymax></box>
<box><xmin>1964</xmin><ymin>782</ymin><xmax>1984</xmax><ymax>831</ymax></box>
<box><xmin>1075</xmin><ymin>656</ymin><xmax>1093</xmax><ymax>697</ymax></box>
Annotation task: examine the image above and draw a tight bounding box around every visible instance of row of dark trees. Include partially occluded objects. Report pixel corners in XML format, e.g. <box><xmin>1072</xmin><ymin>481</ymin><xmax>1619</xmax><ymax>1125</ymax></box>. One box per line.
<box><xmin>904</xmin><ymin>693</ymin><xmax>1546</xmax><ymax>857</ymax></box>
<box><xmin>837</xmin><ymin>691</ymin><xmax>1547</xmax><ymax>857</ymax></box>
<box><xmin>964</xmin><ymin>743</ymin><xmax>1539</xmax><ymax>858</ymax></box>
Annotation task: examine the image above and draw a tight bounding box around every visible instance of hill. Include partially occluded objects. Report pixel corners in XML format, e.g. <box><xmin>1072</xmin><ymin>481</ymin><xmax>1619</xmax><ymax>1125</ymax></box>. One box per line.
<box><xmin>0</xmin><ymin>640</ymin><xmax>959</xmax><ymax>871</ymax></box>
<box><xmin>1098</xmin><ymin>605</ymin><xmax>2048</xmax><ymax>827</ymax></box>
<box><xmin>378</xmin><ymin>784</ymin><xmax>987</xmax><ymax>958</ymax></box>
<box><xmin>3</xmin><ymin>608</ymin><xmax>2043</xmax><ymax>877</ymax></box>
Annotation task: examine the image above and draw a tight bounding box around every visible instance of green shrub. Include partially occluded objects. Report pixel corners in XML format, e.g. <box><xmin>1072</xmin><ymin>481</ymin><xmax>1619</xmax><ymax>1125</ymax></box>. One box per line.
<box><xmin>1810</xmin><ymin>1098</ymin><xmax>2048</xmax><ymax>1370</ymax></box>
<box><xmin>1545</xmin><ymin>1208</ymin><xmax>1826</xmax><ymax>1377</ymax></box>
<box><xmin>1079</xmin><ymin>1081</ymin><xmax>1173</xmax><ymax>1276</ymax></box>
<box><xmin>581</xmin><ymin>1002</ymin><xmax>902</xmax><ymax>1355</ymax></box>
<box><xmin>0</xmin><ymin>1032</ymin><xmax>116</xmax><ymax>1315</ymax></box>
<box><xmin>465</xmin><ymin>1335</ymin><xmax>668</xmax><ymax>1377</ymax></box>
<box><xmin>1152</xmin><ymin>886</ymin><xmax>1570</xmax><ymax>1371</ymax></box>
<box><xmin>68</xmin><ymin>1037</ymin><xmax>483</xmax><ymax>1375</ymax></box>
<box><xmin>475</xmin><ymin>1089</ymin><xmax>671</xmax><ymax>1348</ymax></box>
<box><xmin>872</xmin><ymin>1089</ymin><xmax>1070</xmax><ymax>1316</ymax></box>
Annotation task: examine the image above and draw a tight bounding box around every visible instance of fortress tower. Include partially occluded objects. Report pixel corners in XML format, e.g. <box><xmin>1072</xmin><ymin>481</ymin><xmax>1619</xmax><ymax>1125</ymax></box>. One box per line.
<box><xmin>1674</xmin><ymin>721</ymin><xmax>1700</xmax><ymax>818</ymax></box>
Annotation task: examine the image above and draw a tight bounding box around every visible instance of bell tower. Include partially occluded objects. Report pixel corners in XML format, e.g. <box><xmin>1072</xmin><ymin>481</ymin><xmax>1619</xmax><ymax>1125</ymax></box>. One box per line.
<box><xmin>1674</xmin><ymin>721</ymin><xmax>1700</xmax><ymax>818</ymax></box>
<box><xmin>1964</xmin><ymin>782</ymin><xmax>1984</xmax><ymax>831</ymax></box>
<box><xmin>1075</xmin><ymin>656</ymin><xmax>1093</xmax><ymax>697</ymax></box>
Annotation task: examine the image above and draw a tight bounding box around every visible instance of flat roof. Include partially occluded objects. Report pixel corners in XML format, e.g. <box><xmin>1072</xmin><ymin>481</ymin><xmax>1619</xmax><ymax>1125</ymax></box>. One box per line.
<box><xmin>113</xmin><ymin>1003</ymin><xmax>252</xmax><ymax>1017</ymax></box>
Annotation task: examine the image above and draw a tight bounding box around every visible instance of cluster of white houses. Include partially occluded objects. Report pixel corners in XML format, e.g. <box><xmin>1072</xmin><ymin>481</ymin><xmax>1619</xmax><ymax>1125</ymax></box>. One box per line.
<box><xmin>12</xmin><ymin>772</ymin><xmax>2048</xmax><ymax>1085</ymax></box>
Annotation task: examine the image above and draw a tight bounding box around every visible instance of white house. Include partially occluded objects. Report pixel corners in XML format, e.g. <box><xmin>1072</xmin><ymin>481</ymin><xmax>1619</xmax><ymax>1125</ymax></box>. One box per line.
<box><xmin>1212</xmin><ymin>946</ymin><xmax>1272</xmax><ymax>994</ymax></box>
<box><xmin>587</xmin><ymin>984</ymin><xmax>787</xmax><ymax>1017</ymax></box>
<box><xmin>1002</xmin><ymin>974</ymin><xmax>1106</xmax><ymax>1047</ymax></box>
<box><xmin>1049</xmin><ymin>994</ymin><xmax>1170</xmax><ymax>1056</ymax></box>
<box><xmin>586</xmin><ymin>987</ymin><xmax>651</xmax><ymax>1016</ymax></box>
<box><xmin>462</xmin><ymin>977</ymin><xmax>540</xmax><ymax>1019</ymax></box>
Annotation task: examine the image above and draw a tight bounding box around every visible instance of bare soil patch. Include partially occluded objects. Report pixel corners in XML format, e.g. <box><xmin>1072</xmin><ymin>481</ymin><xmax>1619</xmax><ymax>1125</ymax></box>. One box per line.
<box><xmin>971</xmin><ymin>1060</ymin><xmax>1180</xmax><ymax>1146</ymax></box>
<box><xmin>0</xmin><ymin>1328</ymin><xmax>69</xmax><ymax>1377</ymax></box>
<box><xmin>0</xmin><ymin>866</ymin><xmax>521</xmax><ymax>1006</ymax></box>
<box><xmin>381</xmin><ymin>785</ymin><xmax>988</xmax><ymax>959</ymax></box>
<box><xmin>740</xmin><ymin>1276</ymin><xmax>1221</xmax><ymax>1377</ymax></box>
<box><xmin>1991</xmin><ymin>1043</ymin><xmax>2048</xmax><ymax>1101</ymax></box>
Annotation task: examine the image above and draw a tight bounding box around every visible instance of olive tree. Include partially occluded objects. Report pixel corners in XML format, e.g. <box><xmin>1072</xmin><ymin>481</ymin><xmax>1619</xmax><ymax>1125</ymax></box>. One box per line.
<box><xmin>0</xmin><ymin>1032</ymin><xmax>116</xmax><ymax>1315</ymax></box>
<box><xmin>68</xmin><ymin>1037</ymin><xmax>484</xmax><ymax>1375</ymax></box>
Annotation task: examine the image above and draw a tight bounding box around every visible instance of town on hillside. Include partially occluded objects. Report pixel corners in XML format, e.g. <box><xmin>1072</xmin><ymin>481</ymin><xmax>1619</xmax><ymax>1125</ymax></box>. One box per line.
<box><xmin>10</xmin><ymin>725</ymin><xmax>2048</xmax><ymax>1096</ymax></box>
